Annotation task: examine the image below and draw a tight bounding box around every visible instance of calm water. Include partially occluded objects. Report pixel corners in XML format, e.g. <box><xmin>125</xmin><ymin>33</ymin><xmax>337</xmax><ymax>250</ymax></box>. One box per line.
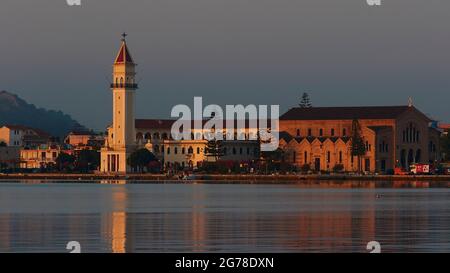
<box><xmin>0</xmin><ymin>181</ymin><xmax>449</xmax><ymax>253</ymax></box>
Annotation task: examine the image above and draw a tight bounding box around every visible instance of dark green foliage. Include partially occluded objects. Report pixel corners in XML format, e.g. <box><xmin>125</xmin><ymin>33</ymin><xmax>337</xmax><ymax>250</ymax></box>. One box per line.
<box><xmin>205</xmin><ymin>139</ymin><xmax>224</xmax><ymax>161</ymax></box>
<box><xmin>74</xmin><ymin>149</ymin><xmax>100</xmax><ymax>173</ymax></box>
<box><xmin>127</xmin><ymin>148</ymin><xmax>158</xmax><ymax>173</ymax></box>
<box><xmin>333</xmin><ymin>164</ymin><xmax>345</xmax><ymax>173</ymax></box>
<box><xmin>0</xmin><ymin>90</ymin><xmax>87</xmax><ymax>137</ymax></box>
<box><xmin>301</xmin><ymin>164</ymin><xmax>311</xmax><ymax>174</ymax></box>
<box><xmin>299</xmin><ymin>92</ymin><xmax>312</xmax><ymax>108</ymax></box>
<box><xmin>56</xmin><ymin>152</ymin><xmax>75</xmax><ymax>172</ymax></box>
<box><xmin>351</xmin><ymin>119</ymin><xmax>366</xmax><ymax>173</ymax></box>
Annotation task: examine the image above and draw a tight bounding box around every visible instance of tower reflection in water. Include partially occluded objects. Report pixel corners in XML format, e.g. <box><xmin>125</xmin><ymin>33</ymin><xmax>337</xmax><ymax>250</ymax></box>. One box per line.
<box><xmin>0</xmin><ymin>180</ymin><xmax>448</xmax><ymax>253</ymax></box>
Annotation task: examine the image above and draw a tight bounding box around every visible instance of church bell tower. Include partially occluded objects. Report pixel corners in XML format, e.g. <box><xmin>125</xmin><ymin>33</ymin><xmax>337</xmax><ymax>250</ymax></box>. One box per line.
<box><xmin>100</xmin><ymin>33</ymin><xmax>138</xmax><ymax>173</ymax></box>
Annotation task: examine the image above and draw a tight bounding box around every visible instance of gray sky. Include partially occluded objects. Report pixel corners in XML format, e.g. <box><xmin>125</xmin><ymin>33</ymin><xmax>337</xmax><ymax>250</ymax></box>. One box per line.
<box><xmin>1</xmin><ymin>0</ymin><xmax>449</xmax><ymax>130</ymax></box>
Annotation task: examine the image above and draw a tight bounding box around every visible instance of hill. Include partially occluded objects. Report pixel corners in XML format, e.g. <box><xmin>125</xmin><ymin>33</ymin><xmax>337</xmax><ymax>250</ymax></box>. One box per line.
<box><xmin>0</xmin><ymin>90</ymin><xmax>87</xmax><ymax>137</ymax></box>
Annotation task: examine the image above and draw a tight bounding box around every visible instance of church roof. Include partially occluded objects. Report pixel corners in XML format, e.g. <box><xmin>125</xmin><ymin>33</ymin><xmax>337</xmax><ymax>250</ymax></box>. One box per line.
<box><xmin>135</xmin><ymin>119</ymin><xmax>273</xmax><ymax>130</ymax></box>
<box><xmin>280</xmin><ymin>106</ymin><xmax>426</xmax><ymax>121</ymax></box>
<box><xmin>114</xmin><ymin>41</ymin><xmax>134</xmax><ymax>64</ymax></box>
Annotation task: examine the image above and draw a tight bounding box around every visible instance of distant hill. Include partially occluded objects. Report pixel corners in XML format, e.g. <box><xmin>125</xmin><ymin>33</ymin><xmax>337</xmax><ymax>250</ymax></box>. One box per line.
<box><xmin>0</xmin><ymin>90</ymin><xmax>87</xmax><ymax>137</ymax></box>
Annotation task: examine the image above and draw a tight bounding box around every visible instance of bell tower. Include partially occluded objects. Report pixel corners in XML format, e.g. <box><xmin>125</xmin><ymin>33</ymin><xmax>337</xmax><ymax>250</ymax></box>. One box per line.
<box><xmin>100</xmin><ymin>33</ymin><xmax>138</xmax><ymax>173</ymax></box>
<box><xmin>111</xmin><ymin>33</ymin><xmax>138</xmax><ymax>149</ymax></box>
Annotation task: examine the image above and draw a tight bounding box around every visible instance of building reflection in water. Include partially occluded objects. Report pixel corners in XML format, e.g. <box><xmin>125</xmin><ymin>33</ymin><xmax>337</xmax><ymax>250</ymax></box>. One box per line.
<box><xmin>0</xmin><ymin>180</ymin><xmax>448</xmax><ymax>252</ymax></box>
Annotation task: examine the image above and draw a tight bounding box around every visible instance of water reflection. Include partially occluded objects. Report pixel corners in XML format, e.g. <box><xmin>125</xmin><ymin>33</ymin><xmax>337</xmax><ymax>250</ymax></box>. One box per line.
<box><xmin>0</xmin><ymin>181</ymin><xmax>449</xmax><ymax>253</ymax></box>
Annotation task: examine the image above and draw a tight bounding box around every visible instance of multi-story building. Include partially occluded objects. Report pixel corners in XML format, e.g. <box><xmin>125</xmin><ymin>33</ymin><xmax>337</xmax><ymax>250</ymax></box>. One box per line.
<box><xmin>0</xmin><ymin>125</ymin><xmax>50</xmax><ymax>147</ymax></box>
<box><xmin>20</xmin><ymin>146</ymin><xmax>62</xmax><ymax>169</ymax></box>
<box><xmin>279</xmin><ymin>106</ymin><xmax>441</xmax><ymax>173</ymax></box>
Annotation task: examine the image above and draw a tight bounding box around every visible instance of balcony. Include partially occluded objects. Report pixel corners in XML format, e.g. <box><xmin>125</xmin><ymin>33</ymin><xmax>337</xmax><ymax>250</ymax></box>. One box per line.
<box><xmin>110</xmin><ymin>83</ymin><xmax>138</xmax><ymax>89</ymax></box>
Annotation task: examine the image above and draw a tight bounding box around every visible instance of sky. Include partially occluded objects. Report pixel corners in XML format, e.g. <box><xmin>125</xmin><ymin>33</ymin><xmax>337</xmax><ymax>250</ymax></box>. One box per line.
<box><xmin>0</xmin><ymin>0</ymin><xmax>449</xmax><ymax>130</ymax></box>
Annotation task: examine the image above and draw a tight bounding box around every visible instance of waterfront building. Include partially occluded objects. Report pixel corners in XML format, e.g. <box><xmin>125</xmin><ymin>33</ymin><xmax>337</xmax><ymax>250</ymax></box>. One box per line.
<box><xmin>20</xmin><ymin>146</ymin><xmax>62</xmax><ymax>169</ymax></box>
<box><xmin>279</xmin><ymin>105</ymin><xmax>441</xmax><ymax>173</ymax></box>
<box><xmin>0</xmin><ymin>125</ymin><xmax>50</xmax><ymax>148</ymax></box>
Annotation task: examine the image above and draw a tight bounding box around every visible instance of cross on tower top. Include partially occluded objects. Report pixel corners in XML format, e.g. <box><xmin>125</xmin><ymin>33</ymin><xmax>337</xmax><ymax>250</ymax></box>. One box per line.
<box><xmin>121</xmin><ymin>32</ymin><xmax>128</xmax><ymax>42</ymax></box>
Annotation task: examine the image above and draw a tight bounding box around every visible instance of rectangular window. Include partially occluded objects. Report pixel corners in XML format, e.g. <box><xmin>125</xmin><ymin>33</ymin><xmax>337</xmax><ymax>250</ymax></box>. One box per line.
<box><xmin>319</xmin><ymin>129</ymin><xmax>323</xmax><ymax>136</ymax></box>
<box><xmin>331</xmin><ymin>129</ymin><xmax>335</xmax><ymax>136</ymax></box>
<box><xmin>308</xmin><ymin>129</ymin><xmax>312</xmax><ymax>137</ymax></box>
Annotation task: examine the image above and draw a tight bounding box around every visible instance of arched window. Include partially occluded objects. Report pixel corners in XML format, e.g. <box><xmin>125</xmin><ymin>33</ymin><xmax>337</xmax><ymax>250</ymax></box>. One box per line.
<box><xmin>167</xmin><ymin>147</ymin><xmax>170</xmax><ymax>155</ymax></box>
<box><xmin>197</xmin><ymin>147</ymin><xmax>200</xmax><ymax>154</ymax></box>
<box><xmin>188</xmin><ymin>146</ymin><xmax>193</xmax><ymax>154</ymax></box>
<box><xmin>304</xmin><ymin>151</ymin><xmax>308</xmax><ymax>164</ymax></box>
<box><xmin>296</xmin><ymin>129</ymin><xmax>300</xmax><ymax>137</ymax></box>
<box><xmin>174</xmin><ymin>147</ymin><xmax>178</xmax><ymax>154</ymax></box>
<box><xmin>144</xmin><ymin>133</ymin><xmax>151</xmax><ymax>140</ymax></box>
<box><xmin>331</xmin><ymin>129</ymin><xmax>335</xmax><ymax>136</ymax></box>
<box><xmin>182</xmin><ymin>147</ymin><xmax>185</xmax><ymax>154</ymax></box>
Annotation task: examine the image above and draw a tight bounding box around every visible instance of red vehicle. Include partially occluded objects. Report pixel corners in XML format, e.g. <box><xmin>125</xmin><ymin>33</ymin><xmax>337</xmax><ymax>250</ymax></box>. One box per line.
<box><xmin>410</xmin><ymin>164</ymin><xmax>431</xmax><ymax>175</ymax></box>
<box><xmin>394</xmin><ymin>167</ymin><xmax>408</xmax><ymax>175</ymax></box>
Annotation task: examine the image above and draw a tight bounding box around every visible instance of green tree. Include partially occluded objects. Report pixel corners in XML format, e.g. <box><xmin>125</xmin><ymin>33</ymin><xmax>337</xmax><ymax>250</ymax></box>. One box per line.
<box><xmin>351</xmin><ymin>119</ymin><xmax>366</xmax><ymax>173</ymax></box>
<box><xmin>56</xmin><ymin>152</ymin><xmax>75</xmax><ymax>172</ymax></box>
<box><xmin>299</xmin><ymin>92</ymin><xmax>312</xmax><ymax>108</ymax></box>
<box><xmin>0</xmin><ymin>141</ymin><xmax>7</xmax><ymax>147</ymax></box>
<box><xmin>127</xmin><ymin>148</ymin><xmax>158</xmax><ymax>173</ymax></box>
<box><xmin>205</xmin><ymin>139</ymin><xmax>224</xmax><ymax>161</ymax></box>
<box><xmin>260</xmin><ymin>148</ymin><xmax>285</xmax><ymax>174</ymax></box>
<box><xmin>75</xmin><ymin>149</ymin><xmax>100</xmax><ymax>173</ymax></box>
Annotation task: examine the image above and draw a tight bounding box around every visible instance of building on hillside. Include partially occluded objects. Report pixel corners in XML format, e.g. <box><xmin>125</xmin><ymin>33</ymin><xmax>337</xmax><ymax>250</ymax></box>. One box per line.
<box><xmin>0</xmin><ymin>146</ymin><xmax>20</xmax><ymax>170</ymax></box>
<box><xmin>0</xmin><ymin>125</ymin><xmax>50</xmax><ymax>148</ymax></box>
<box><xmin>65</xmin><ymin>131</ymin><xmax>94</xmax><ymax>147</ymax></box>
<box><xmin>19</xmin><ymin>146</ymin><xmax>63</xmax><ymax>169</ymax></box>
<box><xmin>279</xmin><ymin>105</ymin><xmax>441</xmax><ymax>173</ymax></box>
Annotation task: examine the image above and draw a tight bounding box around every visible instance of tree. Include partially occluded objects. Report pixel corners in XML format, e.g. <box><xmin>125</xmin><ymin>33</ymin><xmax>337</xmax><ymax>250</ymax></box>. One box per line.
<box><xmin>260</xmin><ymin>148</ymin><xmax>285</xmax><ymax>174</ymax></box>
<box><xmin>299</xmin><ymin>92</ymin><xmax>312</xmax><ymax>108</ymax></box>
<box><xmin>205</xmin><ymin>140</ymin><xmax>224</xmax><ymax>161</ymax></box>
<box><xmin>56</xmin><ymin>152</ymin><xmax>75</xmax><ymax>172</ymax></box>
<box><xmin>127</xmin><ymin>148</ymin><xmax>158</xmax><ymax>173</ymax></box>
<box><xmin>0</xmin><ymin>141</ymin><xmax>7</xmax><ymax>147</ymax></box>
<box><xmin>74</xmin><ymin>149</ymin><xmax>100</xmax><ymax>173</ymax></box>
<box><xmin>350</xmin><ymin>119</ymin><xmax>366</xmax><ymax>173</ymax></box>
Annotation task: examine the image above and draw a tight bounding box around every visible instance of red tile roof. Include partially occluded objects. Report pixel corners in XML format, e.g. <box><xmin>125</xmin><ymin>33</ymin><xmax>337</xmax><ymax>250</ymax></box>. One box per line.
<box><xmin>439</xmin><ymin>124</ymin><xmax>450</xmax><ymax>130</ymax></box>
<box><xmin>135</xmin><ymin>119</ymin><xmax>272</xmax><ymax>130</ymax></box>
<box><xmin>280</xmin><ymin>106</ymin><xmax>430</xmax><ymax>121</ymax></box>
<box><xmin>114</xmin><ymin>41</ymin><xmax>134</xmax><ymax>64</ymax></box>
